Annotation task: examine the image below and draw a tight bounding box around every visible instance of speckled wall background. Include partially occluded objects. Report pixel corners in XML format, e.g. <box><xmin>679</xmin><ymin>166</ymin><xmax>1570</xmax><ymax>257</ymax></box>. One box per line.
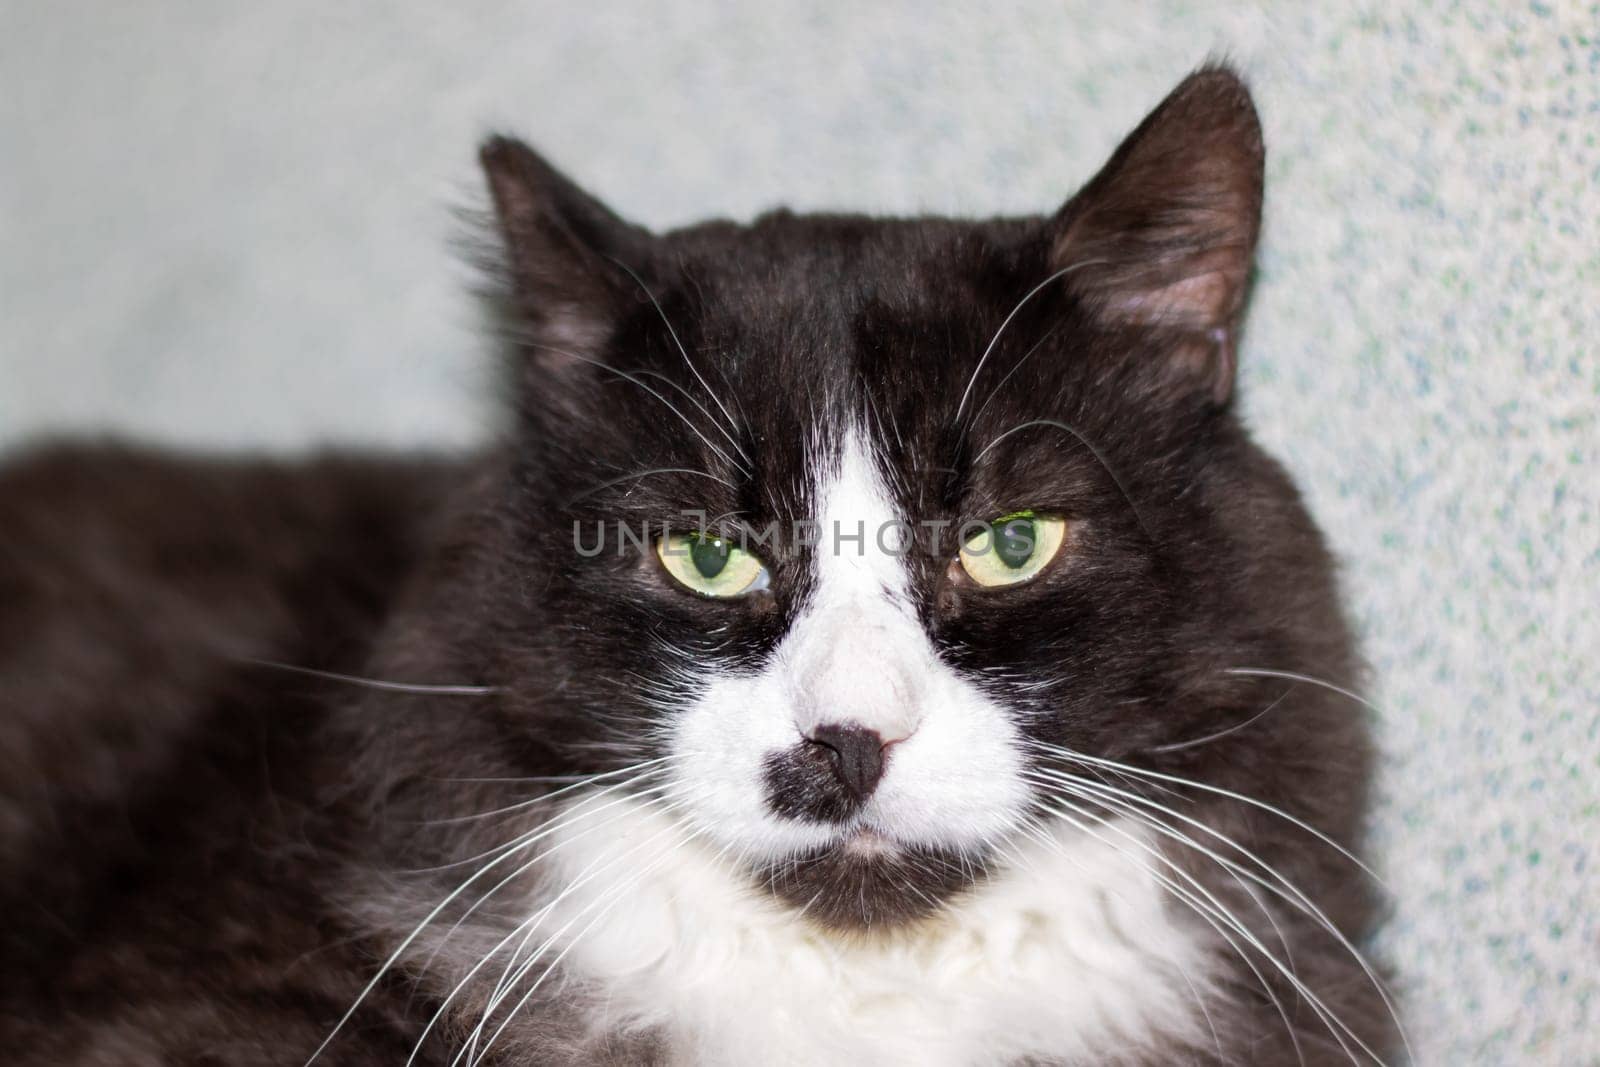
<box><xmin>2</xmin><ymin>2</ymin><xmax>1595</xmax><ymax>1061</ymax></box>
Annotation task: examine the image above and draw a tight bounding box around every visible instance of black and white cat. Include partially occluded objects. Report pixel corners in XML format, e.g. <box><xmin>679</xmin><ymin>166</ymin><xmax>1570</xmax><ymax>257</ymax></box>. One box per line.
<box><xmin>0</xmin><ymin>67</ymin><xmax>1400</xmax><ymax>1064</ymax></box>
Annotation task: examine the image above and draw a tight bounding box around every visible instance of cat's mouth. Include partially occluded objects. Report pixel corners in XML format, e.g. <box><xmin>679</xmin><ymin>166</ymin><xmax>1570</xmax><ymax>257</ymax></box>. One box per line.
<box><xmin>838</xmin><ymin>825</ymin><xmax>897</xmax><ymax>857</ymax></box>
<box><xmin>749</xmin><ymin>735</ymin><xmax>1001</xmax><ymax>927</ymax></box>
<box><xmin>753</xmin><ymin>822</ymin><xmax>989</xmax><ymax>930</ymax></box>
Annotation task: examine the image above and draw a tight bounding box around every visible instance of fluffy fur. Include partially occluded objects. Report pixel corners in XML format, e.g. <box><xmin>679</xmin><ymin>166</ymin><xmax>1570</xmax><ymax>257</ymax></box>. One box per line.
<box><xmin>538</xmin><ymin>798</ymin><xmax>1214</xmax><ymax>1066</ymax></box>
<box><xmin>1</xmin><ymin>67</ymin><xmax>1400</xmax><ymax>1064</ymax></box>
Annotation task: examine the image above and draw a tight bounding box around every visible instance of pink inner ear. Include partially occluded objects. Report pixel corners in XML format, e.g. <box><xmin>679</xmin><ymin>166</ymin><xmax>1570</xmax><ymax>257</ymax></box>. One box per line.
<box><xmin>1104</xmin><ymin>269</ymin><xmax>1235</xmax><ymax>330</ymax></box>
<box><xmin>540</xmin><ymin>304</ymin><xmax>614</xmax><ymax>360</ymax></box>
<box><xmin>1097</xmin><ymin>258</ymin><xmax>1242</xmax><ymax>405</ymax></box>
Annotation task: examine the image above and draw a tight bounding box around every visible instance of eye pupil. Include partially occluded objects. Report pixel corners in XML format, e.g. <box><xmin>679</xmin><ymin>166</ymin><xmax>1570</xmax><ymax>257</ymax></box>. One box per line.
<box><xmin>690</xmin><ymin>537</ymin><xmax>731</xmax><ymax>579</ymax></box>
<box><xmin>993</xmin><ymin>518</ymin><xmax>1035</xmax><ymax>569</ymax></box>
<box><xmin>955</xmin><ymin>512</ymin><xmax>1065</xmax><ymax>589</ymax></box>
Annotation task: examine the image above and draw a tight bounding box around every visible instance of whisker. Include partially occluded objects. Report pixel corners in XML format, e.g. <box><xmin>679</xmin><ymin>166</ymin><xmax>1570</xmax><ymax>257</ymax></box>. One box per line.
<box><xmin>523</xmin><ymin>341</ymin><xmax>748</xmax><ymax>475</ymax></box>
<box><xmin>418</xmin><ymin>782</ymin><xmax>679</xmax><ymax>979</ymax></box>
<box><xmin>1146</xmin><ymin>687</ymin><xmax>1295</xmax><ymax>754</ymax></box>
<box><xmin>237</xmin><ymin>658</ymin><xmax>496</xmax><ymax>696</ymax></box>
<box><xmin>1223</xmin><ymin>668</ymin><xmax>1382</xmax><ymax>717</ymax></box>
<box><xmin>407</xmin><ymin>794</ymin><xmax>686</xmax><ymax>1066</ymax></box>
<box><xmin>462</xmin><ymin>816</ymin><xmax>700</xmax><ymax>1065</ymax></box>
<box><xmin>1036</xmin><ymin>780</ymin><xmax>1388</xmax><ymax>1062</ymax></box>
<box><xmin>305</xmin><ymin>766</ymin><xmax>674</xmax><ymax>1064</ymax></box>
<box><xmin>1029</xmin><ymin>769</ymin><xmax>1300</xmax><ymax>967</ymax></box>
<box><xmin>565</xmin><ymin>467</ymin><xmax>739</xmax><ymax>506</ymax></box>
<box><xmin>1025</xmin><ymin>738</ymin><xmax>1381</xmax><ymax>883</ymax></box>
<box><xmin>1009</xmin><ymin>811</ymin><xmax>1221</xmax><ymax>1064</ymax></box>
<box><xmin>471</xmin><ymin>800</ymin><xmax>700</xmax><ymax>1019</ymax></box>
<box><xmin>421</xmin><ymin>758</ymin><xmax>675</xmax><ymax>825</ymax></box>
<box><xmin>603</xmin><ymin>256</ymin><xmax>750</xmax><ymax>465</ymax></box>
<box><xmin>629</xmin><ymin>365</ymin><xmax>750</xmax><ymax>463</ymax></box>
<box><xmin>304</xmin><ymin>838</ymin><xmax>536</xmax><ymax>1063</ymax></box>
<box><xmin>1032</xmin><ymin>767</ymin><xmax>1409</xmax><ymax>1062</ymax></box>
<box><xmin>404</xmin><ymin>769</ymin><xmax>676</xmax><ymax>874</ymax></box>
<box><xmin>1037</xmin><ymin>797</ymin><xmax>1313</xmax><ymax>1067</ymax></box>
<box><xmin>966</xmin><ymin>323</ymin><xmax>1062</xmax><ymax>428</ymax></box>
<box><xmin>954</xmin><ymin>260</ymin><xmax>1105</xmax><ymax>422</ymax></box>
<box><xmin>970</xmin><ymin>418</ymin><xmax>1154</xmax><ymax>543</ymax></box>
<box><xmin>1004</xmin><ymin>809</ymin><xmax>1216</xmax><ymax>1067</ymax></box>
<box><xmin>1038</xmin><ymin>770</ymin><xmax>1307</xmax><ymax>985</ymax></box>
<box><xmin>470</xmin><ymin>852</ymin><xmax>677</xmax><ymax>1067</ymax></box>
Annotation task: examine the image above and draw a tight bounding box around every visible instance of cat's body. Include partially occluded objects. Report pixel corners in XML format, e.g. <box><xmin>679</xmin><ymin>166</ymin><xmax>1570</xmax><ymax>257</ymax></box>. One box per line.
<box><xmin>0</xmin><ymin>447</ymin><xmax>450</xmax><ymax>1062</ymax></box>
<box><xmin>1</xmin><ymin>69</ymin><xmax>1400</xmax><ymax>1065</ymax></box>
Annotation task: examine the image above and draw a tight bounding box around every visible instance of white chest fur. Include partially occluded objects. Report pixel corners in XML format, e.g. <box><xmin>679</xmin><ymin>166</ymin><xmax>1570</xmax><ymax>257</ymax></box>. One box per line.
<box><xmin>538</xmin><ymin>798</ymin><xmax>1215</xmax><ymax>1066</ymax></box>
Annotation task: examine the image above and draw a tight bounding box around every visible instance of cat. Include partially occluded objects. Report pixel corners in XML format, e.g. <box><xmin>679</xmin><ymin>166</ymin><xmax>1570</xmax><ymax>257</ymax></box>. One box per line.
<box><xmin>0</xmin><ymin>65</ymin><xmax>1402</xmax><ymax>1065</ymax></box>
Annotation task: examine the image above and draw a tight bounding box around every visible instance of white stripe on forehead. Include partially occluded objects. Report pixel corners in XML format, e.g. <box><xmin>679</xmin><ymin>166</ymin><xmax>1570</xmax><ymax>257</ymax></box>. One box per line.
<box><xmin>787</xmin><ymin>428</ymin><xmax>924</xmax><ymax>741</ymax></box>
<box><xmin>808</xmin><ymin>427</ymin><xmax>911</xmax><ymax>602</ymax></box>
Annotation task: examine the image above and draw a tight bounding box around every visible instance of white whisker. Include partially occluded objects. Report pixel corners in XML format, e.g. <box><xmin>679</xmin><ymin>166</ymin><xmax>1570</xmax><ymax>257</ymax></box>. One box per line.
<box><xmin>1146</xmin><ymin>687</ymin><xmax>1295</xmax><ymax>754</ymax></box>
<box><xmin>1033</xmin><ymin>765</ymin><xmax>1393</xmax><ymax>1065</ymax></box>
<box><xmin>1223</xmin><ymin>667</ymin><xmax>1383</xmax><ymax>717</ymax></box>
<box><xmin>970</xmin><ymin>418</ymin><xmax>1153</xmax><ymax>541</ymax></box>
<box><xmin>403</xmin><ymin>766</ymin><xmax>676</xmax><ymax>873</ymax></box>
<box><xmin>461</xmin><ymin>816</ymin><xmax>701</xmax><ymax>1065</ymax></box>
<box><xmin>416</xmin><ymin>782</ymin><xmax>679</xmax><ymax>979</ymax></box>
<box><xmin>238</xmin><ymin>658</ymin><xmax>496</xmax><ymax>696</ymax></box>
<box><xmin>566</xmin><ymin>466</ymin><xmax>740</xmax><ymax>505</ymax></box>
<box><xmin>966</xmin><ymin>323</ymin><xmax>1062</xmax><ymax>428</ymax></box>
<box><xmin>1037</xmin><ymin>797</ymin><xmax>1312</xmax><ymax>1066</ymax></box>
<box><xmin>1031</xmin><ymin>766</ymin><xmax>1409</xmax><ymax>1063</ymax></box>
<box><xmin>407</xmin><ymin>792</ymin><xmax>686</xmax><ymax>1066</ymax></box>
<box><xmin>524</xmin><ymin>342</ymin><xmax>747</xmax><ymax>474</ymax></box>
<box><xmin>1025</xmin><ymin>738</ymin><xmax>1382</xmax><ymax>884</ymax></box>
<box><xmin>423</xmin><ymin>758</ymin><xmax>674</xmax><ymax>826</ymax></box>
<box><xmin>954</xmin><ymin>261</ymin><xmax>1104</xmax><ymax>422</ymax></box>
<box><xmin>603</xmin><ymin>256</ymin><xmax>750</xmax><ymax>465</ymax></box>
<box><xmin>306</xmin><ymin>767</ymin><xmax>675</xmax><ymax>1065</ymax></box>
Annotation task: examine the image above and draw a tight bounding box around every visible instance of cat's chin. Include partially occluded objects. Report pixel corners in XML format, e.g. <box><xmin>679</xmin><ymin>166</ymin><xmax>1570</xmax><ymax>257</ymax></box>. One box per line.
<box><xmin>754</xmin><ymin>828</ymin><xmax>989</xmax><ymax>931</ymax></box>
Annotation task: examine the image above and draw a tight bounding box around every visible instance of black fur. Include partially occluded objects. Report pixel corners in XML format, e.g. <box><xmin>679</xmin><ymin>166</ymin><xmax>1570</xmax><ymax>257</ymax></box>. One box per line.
<box><xmin>1</xmin><ymin>67</ymin><xmax>1397</xmax><ymax>1064</ymax></box>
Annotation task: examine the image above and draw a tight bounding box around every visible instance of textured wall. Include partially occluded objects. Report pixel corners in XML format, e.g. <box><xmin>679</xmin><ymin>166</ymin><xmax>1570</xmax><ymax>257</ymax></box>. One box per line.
<box><xmin>3</xmin><ymin>2</ymin><xmax>1595</xmax><ymax>1061</ymax></box>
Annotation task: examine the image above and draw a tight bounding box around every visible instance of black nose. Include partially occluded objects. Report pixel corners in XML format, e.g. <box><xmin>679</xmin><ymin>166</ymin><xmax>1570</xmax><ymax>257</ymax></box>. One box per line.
<box><xmin>805</xmin><ymin>724</ymin><xmax>887</xmax><ymax>799</ymax></box>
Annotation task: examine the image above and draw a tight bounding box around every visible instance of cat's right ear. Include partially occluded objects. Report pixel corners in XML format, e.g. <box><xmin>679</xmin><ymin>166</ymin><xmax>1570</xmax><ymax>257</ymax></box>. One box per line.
<box><xmin>479</xmin><ymin>136</ymin><xmax>652</xmax><ymax>363</ymax></box>
<box><xmin>1047</xmin><ymin>67</ymin><xmax>1264</xmax><ymax>405</ymax></box>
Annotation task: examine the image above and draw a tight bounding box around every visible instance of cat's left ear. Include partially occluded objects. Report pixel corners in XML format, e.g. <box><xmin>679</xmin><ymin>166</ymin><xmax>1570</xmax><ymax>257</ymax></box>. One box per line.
<box><xmin>1049</xmin><ymin>66</ymin><xmax>1264</xmax><ymax>404</ymax></box>
<box><xmin>479</xmin><ymin>136</ymin><xmax>654</xmax><ymax>363</ymax></box>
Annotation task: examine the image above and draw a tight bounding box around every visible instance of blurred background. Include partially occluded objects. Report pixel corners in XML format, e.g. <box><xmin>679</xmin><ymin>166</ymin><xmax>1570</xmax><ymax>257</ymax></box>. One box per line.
<box><xmin>2</xmin><ymin>2</ymin><xmax>1595</xmax><ymax>1061</ymax></box>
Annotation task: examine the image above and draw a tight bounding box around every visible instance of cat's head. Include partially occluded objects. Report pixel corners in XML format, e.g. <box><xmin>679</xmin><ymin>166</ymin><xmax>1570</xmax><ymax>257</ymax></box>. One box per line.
<box><xmin>459</xmin><ymin>67</ymin><xmax>1351</xmax><ymax>929</ymax></box>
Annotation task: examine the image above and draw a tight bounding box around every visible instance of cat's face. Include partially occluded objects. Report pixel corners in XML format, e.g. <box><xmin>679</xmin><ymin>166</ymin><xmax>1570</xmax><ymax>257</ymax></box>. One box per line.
<box><xmin>477</xmin><ymin>70</ymin><xmax>1324</xmax><ymax>929</ymax></box>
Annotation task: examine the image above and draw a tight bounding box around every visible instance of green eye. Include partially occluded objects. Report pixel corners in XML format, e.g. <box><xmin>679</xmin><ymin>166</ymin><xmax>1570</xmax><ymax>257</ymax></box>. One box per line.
<box><xmin>957</xmin><ymin>511</ymin><xmax>1068</xmax><ymax>588</ymax></box>
<box><xmin>656</xmin><ymin>532</ymin><xmax>768</xmax><ymax>598</ymax></box>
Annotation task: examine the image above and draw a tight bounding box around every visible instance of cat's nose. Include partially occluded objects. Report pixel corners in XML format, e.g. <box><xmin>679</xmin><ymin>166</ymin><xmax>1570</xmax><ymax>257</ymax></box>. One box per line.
<box><xmin>804</xmin><ymin>723</ymin><xmax>891</xmax><ymax>799</ymax></box>
<box><xmin>789</xmin><ymin>616</ymin><xmax>926</xmax><ymax>745</ymax></box>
